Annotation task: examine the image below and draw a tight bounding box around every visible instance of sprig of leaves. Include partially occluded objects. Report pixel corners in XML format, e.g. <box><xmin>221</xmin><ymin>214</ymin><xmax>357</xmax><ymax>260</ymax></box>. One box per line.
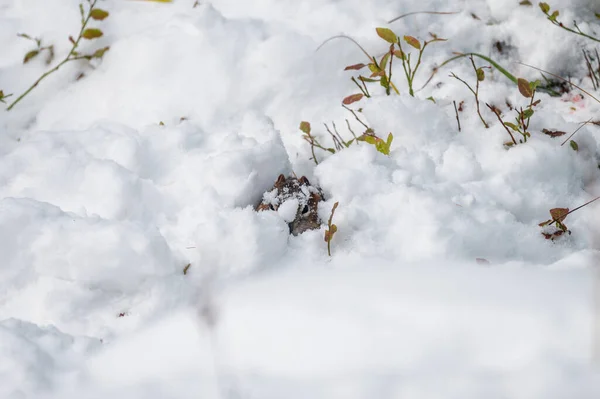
<box><xmin>340</xmin><ymin>28</ymin><xmax>445</xmax><ymax>104</ymax></box>
<box><xmin>538</xmin><ymin>196</ymin><xmax>600</xmax><ymax>240</ymax></box>
<box><xmin>18</xmin><ymin>33</ymin><xmax>55</xmax><ymax>65</ymax></box>
<box><xmin>486</xmin><ymin>78</ymin><xmax>541</xmax><ymax>147</ymax></box>
<box><xmin>6</xmin><ymin>0</ymin><xmax>110</xmax><ymax>111</ymax></box>
<box><xmin>539</xmin><ymin>2</ymin><xmax>600</xmax><ymax>43</ymax></box>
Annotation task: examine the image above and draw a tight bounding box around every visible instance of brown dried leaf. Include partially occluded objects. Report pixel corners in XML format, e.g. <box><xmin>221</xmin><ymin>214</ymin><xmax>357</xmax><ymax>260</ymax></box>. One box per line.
<box><xmin>517</xmin><ymin>78</ymin><xmax>533</xmax><ymax>98</ymax></box>
<box><xmin>549</xmin><ymin>208</ymin><xmax>569</xmax><ymax>223</ymax></box>
<box><xmin>342</xmin><ymin>93</ymin><xmax>364</xmax><ymax>105</ymax></box>
<box><xmin>542</xmin><ymin>128</ymin><xmax>566</xmax><ymax>137</ymax></box>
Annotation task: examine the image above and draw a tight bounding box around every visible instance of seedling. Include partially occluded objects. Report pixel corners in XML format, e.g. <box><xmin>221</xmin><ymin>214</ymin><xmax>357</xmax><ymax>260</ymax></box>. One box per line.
<box><xmin>539</xmin><ymin>2</ymin><xmax>600</xmax><ymax>43</ymax></box>
<box><xmin>486</xmin><ymin>78</ymin><xmax>541</xmax><ymax>147</ymax></box>
<box><xmin>539</xmin><ymin>196</ymin><xmax>600</xmax><ymax>240</ymax></box>
<box><xmin>324</xmin><ymin>202</ymin><xmax>339</xmax><ymax>257</ymax></box>
<box><xmin>0</xmin><ymin>90</ymin><xmax>12</xmax><ymax>104</ymax></box>
<box><xmin>300</xmin><ymin>105</ymin><xmax>393</xmax><ymax>164</ymax></box>
<box><xmin>326</xmin><ymin>28</ymin><xmax>445</xmax><ymax>103</ymax></box>
<box><xmin>18</xmin><ymin>33</ymin><xmax>55</xmax><ymax>65</ymax></box>
<box><xmin>450</xmin><ymin>55</ymin><xmax>491</xmax><ymax>128</ymax></box>
<box><xmin>6</xmin><ymin>0</ymin><xmax>110</xmax><ymax>111</ymax></box>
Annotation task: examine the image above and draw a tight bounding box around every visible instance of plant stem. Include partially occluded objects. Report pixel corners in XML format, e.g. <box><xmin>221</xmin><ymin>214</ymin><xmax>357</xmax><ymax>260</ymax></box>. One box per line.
<box><xmin>6</xmin><ymin>0</ymin><xmax>98</xmax><ymax>111</ymax></box>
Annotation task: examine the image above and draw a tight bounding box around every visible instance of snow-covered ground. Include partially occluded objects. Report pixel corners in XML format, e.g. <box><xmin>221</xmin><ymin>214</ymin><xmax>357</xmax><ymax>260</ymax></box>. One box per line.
<box><xmin>1</xmin><ymin>0</ymin><xmax>600</xmax><ymax>397</ymax></box>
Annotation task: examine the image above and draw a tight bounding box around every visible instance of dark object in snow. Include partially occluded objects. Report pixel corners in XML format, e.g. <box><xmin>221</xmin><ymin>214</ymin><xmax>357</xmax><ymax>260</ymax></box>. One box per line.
<box><xmin>256</xmin><ymin>174</ymin><xmax>325</xmax><ymax>236</ymax></box>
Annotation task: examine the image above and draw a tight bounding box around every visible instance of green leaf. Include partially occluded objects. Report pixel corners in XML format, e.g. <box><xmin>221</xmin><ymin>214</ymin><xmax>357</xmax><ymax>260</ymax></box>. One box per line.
<box><xmin>476</xmin><ymin>68</ymin><xmax>485</xmax><ymax>81</ymax></box>
<box><xmin>379</xmin><ymin>75</ymin><xmax>389</xmax><ymax>89</ymax></box>
<box><xmin>549</xmin><ymin>10</ymin><xmax>559</xmax><ymax>21</ymax></box>
<box><xmin>386</xmin><ymin>132</ymin><xmax>393</xmax><ymax>147</ymax></box>
<box><xmin>23</xmin><ymin>49</ymin><xmax>40</xmax><ymax>64</ymax></box>
<box><xmin>89</xmin><ymin>8</ymin><xmax>109</xmax><ymax>21</ymax></box>
<box><xmin>570</xmin><ymin>140</ymin><xmax>579</xmax><ymax>151</ymax></box>
<box><xmin>299</xmin><ymin>121</ymin><xmax>311</xmax><ymax>134</ymax></box>
<box><xmin>596</xmin><ymin>12</ymin><xmax>600</xmax><ymax>19</ymax></box>
<box><xmin>539</xmin><ymin>2</ymin><xmax>550</xmax><ymax>13</ymax></box>
<box><xmin>376</xmin><ymin>27</ymin><xmax>398</xmax><ymax>44</ymax></box>
<box><xmin>403</xmin><ymin>35</ymin><xmax>421</xmax><ymax>50</ymax></box>
<box><xmin>359</xmin><ymin>76</ymin><xmax>379</xmax><ymax>83</ymax></box>
<box><xmin>504</xmin><ymin>122</ymin><xmax>520</xmax><ymax>132</ymax></box>
<box><xmin>380</xmin><ymin>51</ymin><xmax>391</xmax><ymax>71</ymax></box>
<box><xmin>92</xmin><ymin>46</ymin><xmax>110</xmax><ymax>58</ymax></box>
<box><xmin>519</xmin><ymin>0</ymin><xmax>532</xmax><ymax>5</ymax></box>
<box><xmin>368</xmin><ymin>63</ymin><xmax>381</xmax><ymax>73</ymax></box>
<box><xmin>522</xmin><ymin>108</ymin><xmax>534</xmax><ymax>119</ymax></box>
<box><xmin>82</xmin><ymin>28</ymin><xmax>103</xmax><ymax>40</ymax></box>
<box><xmin>517</xmin><ymin>78</ymin><xmax>533</xmax><ymax>98</ymax></box>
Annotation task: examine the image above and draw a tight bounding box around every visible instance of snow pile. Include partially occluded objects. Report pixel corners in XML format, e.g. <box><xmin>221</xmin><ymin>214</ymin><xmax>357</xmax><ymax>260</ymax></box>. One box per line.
<box><xmin>1</xmin><ymin>0</ymin><xmax>600</xmax><ymax>397</ymax></box>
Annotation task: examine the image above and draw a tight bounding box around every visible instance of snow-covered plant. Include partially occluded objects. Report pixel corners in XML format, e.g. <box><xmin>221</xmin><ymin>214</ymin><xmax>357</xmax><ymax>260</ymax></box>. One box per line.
<box><xmin>324</xmin><ymin>202</ymin><xmax>339</xmax><ymax>257</ymax></box>
<box><xmin>342</xmin><ymin>28</ymin><xmax>445</xmax><ymax>104</ymax></box>
<box><xmin>18</xmin><ymin>33</ymin><xmax>55</xmax><ymax>66</ymax></box>
<box><xmin>450</xmin><ymin>55</ymin><xmax>490</xmax><ymax>129</ymax></box>
<box><xmin>539</xmin><ymin>2</ymin><xmax>600</xmax><ymax>43</ymax></box>
<box><xmin>299</xmin><ymin>106</ymin><xmax>393</xmax><ymax>164</ymax></box>
<box><xmin>539</xmin><ymin>196</ymin><xmax>600</xmax><ymax>240</ymax></box>
<box><xmin>486</xmin><ymin>78</ymin><xmax>541</xmax><ymax>147</ymax></box>
<box><xmin>6</xmin><ymin>0</ymin><xmax>110</xmax><ymax>111</ymax></box>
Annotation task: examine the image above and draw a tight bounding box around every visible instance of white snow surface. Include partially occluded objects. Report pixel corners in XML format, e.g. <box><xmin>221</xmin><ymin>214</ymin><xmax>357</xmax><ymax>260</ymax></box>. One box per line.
<box><xmin>1</xmin><ymin>0</ymin><xmax>600</xmax><ymax>397</ymax></box>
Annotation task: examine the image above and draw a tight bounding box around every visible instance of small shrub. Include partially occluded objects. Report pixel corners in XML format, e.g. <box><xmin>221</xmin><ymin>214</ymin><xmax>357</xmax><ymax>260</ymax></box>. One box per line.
<box><xmin>6</xmin><ymin>0</ymin><xmax>111</xmax><ymax>111</ymax></box>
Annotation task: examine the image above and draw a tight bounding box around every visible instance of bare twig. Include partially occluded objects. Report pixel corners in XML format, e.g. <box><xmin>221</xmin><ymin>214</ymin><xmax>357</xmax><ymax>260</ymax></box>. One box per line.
<box><xmin>453</xmin><ymin>100</ymin><xmax>461</xmax><ymax>132</ymax></box>
<box><xmin>388</xmin><ymin>10</ymin><xmax>459</xmax><ymax>24</ymax></box>
<box><xmin>561</xmin><ymin>117</ymin><xmax>593</xmax><ymax>146</ymax></box>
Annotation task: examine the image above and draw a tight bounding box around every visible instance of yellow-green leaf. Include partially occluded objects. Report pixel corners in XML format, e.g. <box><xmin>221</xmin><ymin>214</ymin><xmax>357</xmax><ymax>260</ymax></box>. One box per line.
<box><xmin>23</xmin><ymin>49</ymin><xmax>40</xmax><ymax>64</ymax></box>
<box><xmin>82</xmin><ymin>28</ymin><xmax>103</xmax><ymax>39</ymax></box>
<box><xmin>403</xmin><ymin>35</ymin><xmax>421</xmax><ymax>50</ymax></box>
<box><xmin>476</xmin><ymin>67</ymin><xmax>485</xmax><ymax>81</ymax></box>
<box><xmin>89</xmin><ymin>8</ymin><xmax>109</xmax><ymax>20</ymax></box>
<box><xmin>539</xmin><ymin>2</ymin><xmax>550</xmax><ymax>13</ymax></box>
<box><xmin>570</xmin><ymin>140</ymin><xmax>579</xmax><ymax>151</ymax></box>
<box><xmin>299</xmin><ymin>121</ymin><xmax>311</xmax><ymax>134</ymax></box>
<box><xmin>92</xmin><ymin>46</ymin><xmax>110</xmax><ymax>58</ymax></box>
<box><xmin>376</xmin><ymin>27</ymin><xmax>397</xmax><ymax>44</ymax></box>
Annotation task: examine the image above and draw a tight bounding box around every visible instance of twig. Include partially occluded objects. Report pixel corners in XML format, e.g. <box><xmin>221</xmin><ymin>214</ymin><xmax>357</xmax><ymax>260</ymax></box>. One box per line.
<box><xmin>486</xmin><ymin>103</ymin><xmax>517</xmax><ymax>145</ymax></box>
<box><xmin>316</xmin><ymin>34</ymin><xmax>371</xmax><ymax>59</ymax></box>
<box><xmin>453</xmin><ymin>100</ymin><xmax>461</xmax><ymax>132</ymax></box>
<box><xmin>388</xmin><ymin>10</ymin><xmax>459</xmax><ymax>24</ymax></box>
<box><xmin>561</xmin><ymin>117</ymin><xmax>593</xmax><ymax>146</ymax></box>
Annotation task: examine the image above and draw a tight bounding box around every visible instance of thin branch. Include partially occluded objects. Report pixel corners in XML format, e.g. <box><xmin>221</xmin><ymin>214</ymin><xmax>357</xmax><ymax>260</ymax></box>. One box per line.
<box><xmin>388</xmin><ymin>10</ymin><xmax>459</xmax><ymax>24</ymax></box>
<box><xmin>561</xmin><ymin>117</ymin><xmax>593</xmax><ymax>146</ymax></box>
<box><xmin>453</xmin><ymin>100</ymin><xmax>461</xmax><ymax>132</ymax></box>
<box><xmin>316</xmin><ymin>34</ymin><xmax>371</xmax><ymax>60</ymax></box>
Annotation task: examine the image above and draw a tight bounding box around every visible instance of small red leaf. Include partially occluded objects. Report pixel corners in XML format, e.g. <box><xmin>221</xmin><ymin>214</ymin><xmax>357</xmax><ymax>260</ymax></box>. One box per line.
<box><xmin>342</xmin><ymin>93</ymin><xmax>364</xmax><ymax>105</ymax></box>
<box><xmin>344</xmin><ymin>63</ymin><xmax>367</xmax><ymax>71</ymax></box>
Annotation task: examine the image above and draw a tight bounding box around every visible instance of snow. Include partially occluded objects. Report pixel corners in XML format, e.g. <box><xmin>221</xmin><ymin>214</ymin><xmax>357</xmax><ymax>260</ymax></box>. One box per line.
<box><xmin>1</xmin><ymin>0</ymin><xmax>600</xmax><ymax>397</ymax></box>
